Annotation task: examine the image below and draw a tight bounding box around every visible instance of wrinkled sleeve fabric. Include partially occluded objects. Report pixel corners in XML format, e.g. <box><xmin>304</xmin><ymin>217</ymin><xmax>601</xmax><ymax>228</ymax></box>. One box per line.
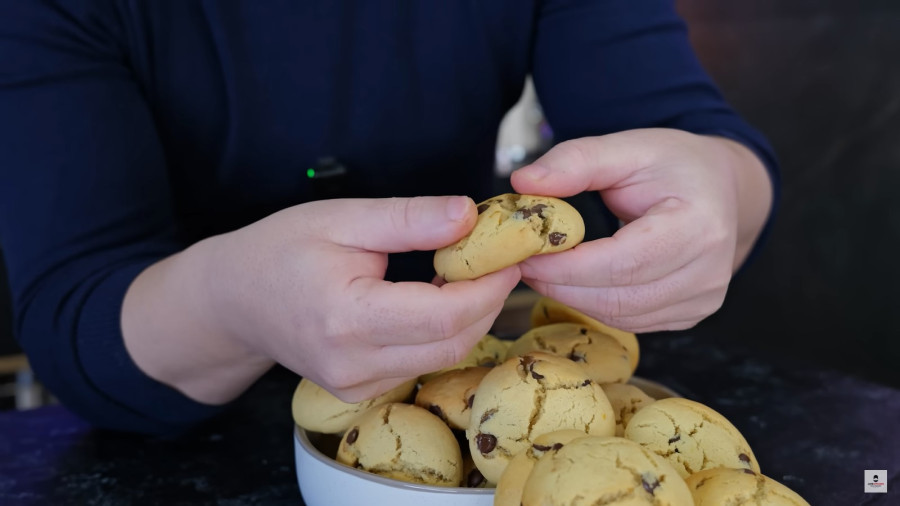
<box><xmin>0</xmin><ymin>1</ymin><xmax>224</xmax><ymax>434</ymax></box>
<box><xmin>531</xmin><ymin>0</ymin><xmax>780</xmax><ymax>263</ymax></box>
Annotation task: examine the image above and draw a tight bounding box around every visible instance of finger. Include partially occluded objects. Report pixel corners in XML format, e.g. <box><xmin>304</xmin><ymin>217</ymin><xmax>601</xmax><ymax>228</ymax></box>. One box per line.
<box><xmin>519</xmin><ymin>201</ymin><xmax>705</xmax><ymax>287</ymax></box>
<box><xmin>326</xmin><ymin>376</ymin><xmax>418</xmax><ymax>405</ymax></box>
<box><xmin>526</xmin><ymin>278</ymin><xmax>725</xmax><ymax>329</ymax></box>
<box><xmin>370</xmin><ymin>302</ymin><xmax>505</xmax><ymax>379</ymax></box>
<box><xmin>509</xmin><ymin>131</ymin><xmax>662</xmax><ymax>196</ymax></box>
<box><xmin>346</xmin><ymin>265</ymin><xmax>521</xmax><ymax>346</ymax></box>
<box><xmin>318</xmin><ymin>196</ymin><xmax>477</xmax><ymax>252</ymax></box>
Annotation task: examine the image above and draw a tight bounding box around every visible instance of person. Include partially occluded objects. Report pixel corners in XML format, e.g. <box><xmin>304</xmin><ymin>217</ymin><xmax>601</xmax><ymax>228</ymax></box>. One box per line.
<box><xmin>0</xmin><ymin>1</ymin><xmax>776</xmax><ymax>435</ymax></box>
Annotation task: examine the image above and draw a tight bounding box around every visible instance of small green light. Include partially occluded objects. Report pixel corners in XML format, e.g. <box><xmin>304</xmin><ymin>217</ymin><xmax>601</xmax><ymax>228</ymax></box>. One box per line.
<box><xmin>306</xmin><ymin>168</ymin><xmax>316</xmax><ymax>178</ymax></box>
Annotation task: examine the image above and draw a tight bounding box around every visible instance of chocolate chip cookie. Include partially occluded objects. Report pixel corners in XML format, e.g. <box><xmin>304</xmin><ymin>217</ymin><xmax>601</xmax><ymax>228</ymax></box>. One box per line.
<box><xmin>494</xmin><ymin>429</ymin><xmax>589</xmax><ymax>506</ymax></box>
<box><xmin>335</xmin><ymin>403</ymin><xmax>463</xmax><ymax>486</ymax></box>
<box><xmin>465</xmin><ymin>352</ymin><xmax>615</xmax><ymax>483</ymax></box>
<box><xmin>433</xmin><ymin>194</ymin><xmax>585</xmax><ymax>282</ymax></box>
<box><xmin>290</xmin><ymin>377</ymin><xmax>416</xmax><ymax>434</ymax></box>
<box><xmin>506</xmin><ymin>322</ymin><xmax>633</xmax><ymax>384</ymax></box>
<box><xmin>521</xmin><ymin>435</ymin><xmax>693</xmax><ymax>505</ymax></box>
<box><xmin>415</xmin><ymin>366</ymin><xmax>491</xmax><ymax>430</ymax></box>
<box><xmin>624</xmin><ymin>397</ymin><xmax>761</xmax><ymax>478</ymax></box>
<box><xmin>685</xmin><ymin>467</ymin><xmax>811</xmax><ymax>505</ymax></box>
<box><xmin>602</xmin><ymin>382</ymin><xmax>656</xmax><ymax>437</ymax></box>
<box><xmin>530</xmin><ymin>296</ymin><xmax>640</xmax><ymax>372</ymax></box>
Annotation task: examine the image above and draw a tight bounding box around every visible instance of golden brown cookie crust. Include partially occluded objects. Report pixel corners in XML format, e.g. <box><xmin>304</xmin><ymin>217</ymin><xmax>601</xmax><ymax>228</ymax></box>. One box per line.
<box><xmin>290</xmin><ymin>377</ymin><xmax>416</xmax><ymax>434</ymax></box>
<box><xmin>465</xmin><ymin>352</ymin><xmax>615</xmax><ymax>483</ymax></box>
<box><xmin>434</xmin><ymin>194</ymin><xmax>585</xmax><ymax>282</ymax></box>
<box><xmin>335</xmin><ymin>403</ymin><xmax>463</xmax><ymax>487</ymax></box>
<box><xmin>415</xmin><ymin>366</ymin><xmax>491</xmax><ymax>430</ymax></box>
<box><xmin>624</xmin><ymin>397</ymin><xmax>760</xmax><ymax>478</ymax></box>
<box><xmin>521</xmin><ymin>435</ymin><xmax>694</xmax><ymax>506</ymax></box>
<box><xmin>685</xmin><ymin>467</ymin><xmax>811</xmax><ymax>506</ymax></box>
<box><xmin>530</xmin><ymin>296</ymin><xmax>640</xmax><ymax>372</ymax></box>
<box><xmin>507</xmin><ymin>322</ymin><xmax>633</xmax><ymax>384</ymax></box>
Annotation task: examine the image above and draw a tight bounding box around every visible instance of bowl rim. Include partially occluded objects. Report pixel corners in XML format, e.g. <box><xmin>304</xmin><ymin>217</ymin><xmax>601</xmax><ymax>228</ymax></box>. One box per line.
<box><xmin>294</xmin><ymin>424</ymin><xmax>495</xmax><ymax>495</ymax></box>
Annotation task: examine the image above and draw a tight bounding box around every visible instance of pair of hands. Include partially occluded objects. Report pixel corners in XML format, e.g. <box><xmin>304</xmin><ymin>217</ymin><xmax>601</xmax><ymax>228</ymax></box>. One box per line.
<box><xmin>204</xmin><ymin>128</ymin><xmax>770</xmax><ymax>402</ymax></box>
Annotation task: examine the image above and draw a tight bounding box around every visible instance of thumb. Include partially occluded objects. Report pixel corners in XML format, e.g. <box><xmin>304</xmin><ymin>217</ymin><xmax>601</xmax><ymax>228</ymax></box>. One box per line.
<box><xmin>321</xmin><ymin>196</ymin><xmax>477</xmax><ymax>252</ymax></box>
<box><xmin>510</xmin><ymin>132</ymin><xmax>654</xmax><ymax>197</ymax></box>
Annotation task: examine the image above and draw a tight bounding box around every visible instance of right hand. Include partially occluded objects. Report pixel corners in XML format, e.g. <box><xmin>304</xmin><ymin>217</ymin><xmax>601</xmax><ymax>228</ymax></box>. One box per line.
<box><xmin>206</xmin><ymin>196</ymin><xmax>521</xmax><ymax>402</ymax></box>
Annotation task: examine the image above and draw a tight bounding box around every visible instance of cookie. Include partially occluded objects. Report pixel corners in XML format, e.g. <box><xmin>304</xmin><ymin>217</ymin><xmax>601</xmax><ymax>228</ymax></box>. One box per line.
<box><xmin>415</xmin><ymin>366</ymin><xmax>491</xmax><ymax>430</ymax></box>
<box><xmin>433</xmin><ymin>194</ymin><xmax>585</xmax><ymax>282</ymax></box>
<box><xmin>466</xmin><ymin>352</ymin><xmax>616</xmax><ymax>483</ymax></box>
<box><xmin>494</xmin><ymin>429</ymin><xmax>588</xmax><ymax>506</ymax></box>
<box><xmin>623</xmin><ymin>397</ymin><xmax>760</xmax><ymax>478</ymax></box>
<box><xmin>290</xmin><ymin>377</ymin><xmax>416</xmax><ymax>434</ymax></box>
<box><xmin>521</xmin><ymin>436</ymin><xmax>693</xmax><ymax>506</ymax></box>
<box><xmin>602</xmin><ymin>382</ymin><xmax>656</xmax><ymax>436</ymax></box>
<box><xmin>419</xmin><ymin>333</ymin><xmax>508</xmax><ymax>384</ymax></box>
<box><xmin>530</xmin><ymin>296</ymin><xmax>640</xmax><ymax>372</ymax></box>
<box><xmin>335</xmin><ymin>403</ymin><xmax>463</xmax><ymax>487</ymax></box>
<box><xmin>506</xmin><ymin>322</ymin><xmax>633</xmax><ymax>384</ymax></box>
<box><xmin>685</xmin><ymin>467</ymin><xmax>811</xmax><ymax>505</ymax></box>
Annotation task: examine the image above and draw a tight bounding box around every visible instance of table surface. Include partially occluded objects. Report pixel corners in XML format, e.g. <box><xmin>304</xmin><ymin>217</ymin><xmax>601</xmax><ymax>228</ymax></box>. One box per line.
<box><xmin>1</xmin><ymin>333</ymin><xmax>898</xmax><ymax>506</ymax></box>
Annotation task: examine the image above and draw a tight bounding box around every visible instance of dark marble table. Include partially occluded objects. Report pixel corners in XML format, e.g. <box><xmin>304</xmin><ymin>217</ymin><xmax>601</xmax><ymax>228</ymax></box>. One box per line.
<box><xmin>1</xmin><ymin>334</ymin><xmax>898</xmax><ymax>505</ymax></box>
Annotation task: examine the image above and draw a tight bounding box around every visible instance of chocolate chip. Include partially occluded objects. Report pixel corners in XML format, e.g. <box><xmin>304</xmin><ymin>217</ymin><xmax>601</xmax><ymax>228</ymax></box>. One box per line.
<box><xmin>668</xmin><ymin>434</ymin><xmax>681</xmax><ymax>444</ymax></box>
<box><xmin>467</xmin><ymin>395</ymin><xmax>475</xmax><ymax>409</ymax></box>
<box><xmin>532</xmin><ymin>443</ymin><xmax>552</xmax><ymax>452</ymax></box>
<box><xmin>530</xmin><ymin>204</ymin><xmax>548</xmax><ymax>217</ymax></box>
<box><xmin>466</xmin><ymin>469</ymin><xmax>486</xmax><ymax>488</ymax></box>
<box><xmin>581</xmin><ymin>379</ymin><xmax>592</xmax><ymax>387</ymax></box>
<box><xmin>642</xmin><ymin>476</ymin><xmax>660</xmax><ymax>495</ymax></box>
<box><xmin>579</xmin><ymin>327</ymin><xmax>588</xmax><ymax>335</ymax></box>
<box><xmin>477</xmin><ymin>203</ymin><xmax>490</xmax><ymax>214</ymax></box>
<box><xmin>346</xmin><ymin>427</ymin><xmax>359</xmax><ymax>444</ymax></box>
<box><xmin>529</xmin><ymin>361</ymin><xmax>545</xmax><ymax>380</ymax></box>
<box><xmin>551</xmin><ymin>442</ymin><xmax>563</xmax><ymax>451</ymax></box>
<box><xmin>514</xmin><ymin>207</ymin><xmax>533</xmax><ymax>219</ymax></box>
<box><xmin>475</xmin><ymin>433</ymin><xmax>497</xmax><ymax>454</ymax></box>
<box><xmin>743</xmin><ymin>469</ymin><xmax>757</xmax><ymax>475</ymax></box>
<box><xmin>568</xmin><ymin>351</ymin><xmax>586</xmax><ymax>362</ymax></box>
<box><xmin>428</xmin><ymin>404</ymin><xmax>445</xmax><ymax>420</ymax></box>
<box><xmin>548</xmin><ymin>232</ymin><xmax>567</xmax><ymax>246</ymax></box>
<box><xmin>739</xmin><ymin>453</ymin><xmax>751</xmax><ymax>464</ymax></box>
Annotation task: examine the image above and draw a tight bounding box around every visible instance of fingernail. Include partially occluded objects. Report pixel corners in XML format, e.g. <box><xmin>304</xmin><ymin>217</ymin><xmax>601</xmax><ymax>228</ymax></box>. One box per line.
<box><xmin>446</xmin><ymin>196</ymin><xmax>472</xmax><ymax>222</ymax></box>
<box><xmin>515</xmin><ymin>164</ymin><xmax>550</xmax><ymax>181</ymax></box>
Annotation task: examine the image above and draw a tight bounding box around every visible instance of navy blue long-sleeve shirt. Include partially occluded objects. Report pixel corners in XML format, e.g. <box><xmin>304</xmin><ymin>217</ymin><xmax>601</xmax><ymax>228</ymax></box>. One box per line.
<box><xmin>0</xmin><ymin>0</ymin><xmax>778</xmax><ymax>435</ymax></box>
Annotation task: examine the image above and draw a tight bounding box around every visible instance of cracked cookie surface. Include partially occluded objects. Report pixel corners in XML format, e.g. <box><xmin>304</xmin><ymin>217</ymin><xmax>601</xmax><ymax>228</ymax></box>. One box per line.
<box><xmin>507</xmin><ymin>322</ymin><xmax>633</xmax><ymax>384</ymax></box>
<box><xmin>530</xmin><ymin>296</ymin><xmax>640</xmax><ymax>372</ymax></box>
<box><xmin>602</xmin><ymin>383</ymin><xmax>656</xmax><ymax>437</ymax></box>
<box><xmin>291</xmin><ymin>377</ymin><xmax>416</xmax><ymax>434</ymax></box>
<box><xmin>415</xmin><ymin>366</ymin><xmax>491</xmax><ymax>430</ymax></box>
<box><xmin>494</xmin><ymin>429</ymin><xmax>588</xmax><ymax>506</ymax></box>
<box><xmin>685</xmin><ymin>467</ymin><xmax>811</xmax><ymax>505</ymax></box>
<box><xmin>335</xmin><ymin>403</ymin><xmax>463</xmax><ymax>486</ymax></box>
<box><xmin>465</xmin><ymin>352</ymin><xmax>615</xmax><ymax>483</ymax></box>
<box><xmin>433</xmin><ymin>194</ymin><xmax>585</xmax><ymax>282</ymax></box>
<box><xmin>522</xmin><ymin>435</ymin><xmax>693</xmax><ymax>505</ymax></box>
<box><xmin>624</xmin><ymin>397</ymin><xmax>760</xmax><ymax>478</ymax></box>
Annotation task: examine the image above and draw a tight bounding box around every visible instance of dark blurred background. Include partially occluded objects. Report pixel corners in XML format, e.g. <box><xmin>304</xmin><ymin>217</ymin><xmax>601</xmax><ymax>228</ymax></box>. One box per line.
<box><xmin>678</xmin><ymin>0</ymin><xmax>900</xmax><ymax>388</ymax></box>
<box><xmin>1</xmin><ymin>0</ymin><xmax>898</xmax><ymax>405</ymax></box>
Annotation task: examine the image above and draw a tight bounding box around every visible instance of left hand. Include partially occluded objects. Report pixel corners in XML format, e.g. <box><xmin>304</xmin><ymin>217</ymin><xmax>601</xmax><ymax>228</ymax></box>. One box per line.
<box><xmin>510</xmin><ymin>128</ymin><xmax>773</xmax><ymax>332</ymax></box>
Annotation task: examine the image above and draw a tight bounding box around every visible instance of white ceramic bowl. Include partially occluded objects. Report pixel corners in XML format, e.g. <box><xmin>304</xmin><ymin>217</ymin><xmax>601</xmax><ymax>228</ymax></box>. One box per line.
<box><xmin>294</xmin><ymin>376</ymin><xmax>679</xmax><ymax>506</ymax></box>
